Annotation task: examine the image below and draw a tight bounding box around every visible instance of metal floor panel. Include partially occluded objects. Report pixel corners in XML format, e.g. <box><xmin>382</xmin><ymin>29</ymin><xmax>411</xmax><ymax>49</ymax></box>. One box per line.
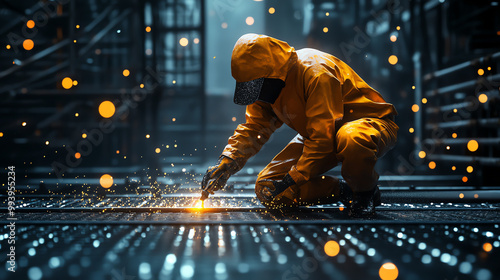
<box><xmin>2</xmin><ymin>178</ymin><xmax>500</xmax><ymax>280</ymax></box>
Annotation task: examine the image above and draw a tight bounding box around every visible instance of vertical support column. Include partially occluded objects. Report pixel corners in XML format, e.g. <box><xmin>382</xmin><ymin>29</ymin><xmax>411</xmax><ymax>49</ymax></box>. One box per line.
<box><xmin>413</xmin><ymin>52</ymin><xmax>422</xmax><ymax>154</ymax></box>
<box><xmin>200</xmin><ymin>0</ymin><xmax>207</xmax><ymax>163</ymax></box>
<box><xmin>69</xmin><ymin>0</ymin><xmax>76</xmax><ymax>75</ymax></box>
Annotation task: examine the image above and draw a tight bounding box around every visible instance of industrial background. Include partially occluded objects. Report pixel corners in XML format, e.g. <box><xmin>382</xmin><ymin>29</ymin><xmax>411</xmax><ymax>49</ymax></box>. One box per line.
<box><xmin>0</xmin><ymin>0</ymin><xmax>499</xmax><ymax>279</ymax></box>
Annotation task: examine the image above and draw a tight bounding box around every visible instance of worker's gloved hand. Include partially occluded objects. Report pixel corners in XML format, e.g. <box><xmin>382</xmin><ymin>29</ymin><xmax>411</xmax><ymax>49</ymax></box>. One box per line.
<box><xmin>257</xmin><ymin>173</ymin><xmax>298</xmax><ymax>208</ymax></box>
<box><xmin>201</xmin><ymin>156</ymin><xmax>239</xmax><ymax>197</ymax></box>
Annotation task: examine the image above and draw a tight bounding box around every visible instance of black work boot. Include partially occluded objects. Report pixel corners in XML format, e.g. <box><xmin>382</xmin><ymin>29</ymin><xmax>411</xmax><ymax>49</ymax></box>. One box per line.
<box><xmin>339</xmin><ymin>180</ymin><xmax>381</xmax><ymax>218</ymax></box>
<box><xmin>349</xmin><ymin>188</ymin><xmax>379</xmax><ymax>218</ymax></box>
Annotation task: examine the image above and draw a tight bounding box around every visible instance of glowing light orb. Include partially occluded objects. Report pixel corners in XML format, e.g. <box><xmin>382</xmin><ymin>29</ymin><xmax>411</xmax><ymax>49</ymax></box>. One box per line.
<box><xmin>418</xmin><ymin>151</ymin><xmax>426</xmax><ymax>158</ymax></box>
<box><xmin>459</xmin><ymin>193</ymin><xmax>464</xmax><ymax>199</ymax></box>
<box><xmin>194</xmin><ymin>38</ymin><xmax>200</xmax><ymax>44</ymax></box>
<box><xmin>452</xmin><ymin>166</ymin><xmax>456</xmax><ymax>171</ymax></box>
<box><xmin>467</xmin><ymin>140</ymin><xmax>478</xmax><ymax>152</ymax></box>
<box><xmin>411</xmin><ymin>104</ymin><xmax>419</xmax><ymax>112</ymax></box>
<box><xmin>246</xmin><ymin>17</ymin><xmax>254</xmax><ymax>25</ymax></box>
<box><xmin>379</xmin><ymin>262</ymin><xmax>399</xmax><ymax>280</ymax></box>
<box><xmin>477</xmin><ymin>69</ymin><xmax>484</xmax><ymax>76</ymax></box>
<box><xmin>98</xmin><ymin>101</ymin><xmax>115</xmax><ymax>118</ymax></box>
<box><xmin>27</xmin><ymin>20</ymin><xmax>35</xmax><ymax>29</ymax></box>
<box><xmin>75</xmin><ymin>152</ymin><xmax>81</xmax><ymax>159</ymax></box>
<box><xmin>23</xmin><ymin>39</ymin><xmax>34</xmax><ymax>51</ymax></box>
<box><xmin>62</xmin><ymin>77</ymin><xmax>73</xmax><ymax>89</ymax></box>
<box><xmin>146</xmin><ymin>134</ymin><xmax>150</xmax><ymax>139</ymax></box>
<box><xmin>155</xmin><ymin>148</ymin><xmax>161</xmax><ymax>153</ymax></box>
<box><xmin>390</xmin><ymin>35</ymin><xmax>397</xmax><ymax>42</ymax></box>
<box><xmin>73</xmin><ymin>80</ymin><xmax>78</xmax><ymax>86</ymax></box>
<box><xmin>422</xmin><ymin>98</ymin><xmax>427</xmax><ymax>104</ymax></box>
<box><xmin>82</xmin><ymin>133</ymin><xmax>87</xmax><ymax>138</ymax></box>
<box><xmin>100</xmin><ymin>174</ymin><xmax>113</xmax><ymax>189</ymax></box>
<box><xmin>428</xmin><ymin>161</ymin><xmax>436</xmax><ymax>169</ymax></box>
<box><xmin>466</xmin><ymin>166</ymin><xmax>473</xmax><ymax>173</ymax></box>
<box><xmin>324</xmin><ymin>241</ymin><xmax>340</xmax><ymax>257</ymax></box>
<box><xmin>179</xmin><ymin>38</ymin><xmax>189</xmax><ymax>47</ymax></box>
<box><xmin>0</xmin><ymin>132</ymin><xmax>3</xmax><ymax>137</ymax></box>
<box><xmin>22</xmin><ymin>122</ymin><xmax>27</xmax><ymax>127</ymax></box>
<box><xmin>145</xmin><ymin>26</ymin><xmax>151</xmax><ymax>32</ymax></box>
<box><xmin>452</xmin><ymin>133</ymin><xmax>457</xmax><ymax>138</ymax></box>
<box><xmin>409</xmin><ymin>128</ymin><xmax>414</xmax><ymax>133</ymax></box>
<box><xmin>122</xmin><ymin>69</ymin><xmax>130</xmax><ymax>77</ymax></box>
<box><xmin>478</xmin><ymin>94</ymin><xmax>488</xmax><ymax>103</ymax></box>
<box><xmin>269</xmin><ymin>7</ymin><xmax>275</xmax><ymax>14</ymax></box>
<box><xmin>388</xmin><ymin>55</ymin><xmax>398</xmax><ymax>65</ymax></box>
<box><xmin>462</xmin><ymin>176</ymin><xmax>468</xmax><ymax>183</ymax></box>
<box><xmin>396</xmin><ymin>26</ymin><xmax>401</xmax><ymax>30</ymax></box>
<box><xmin>483</xmin><ymin>243</ymin><xmax>493</xmax><ymax>252</ymax></box>
<box><xmin>323</xmin><ymin>27</ymin><xmax>329</xmax><ymax>33</ymax></box>
<box><xmin>232</xmin><ymin>117</ymin><xmax>237</xmax><ymax>122</ymax></box>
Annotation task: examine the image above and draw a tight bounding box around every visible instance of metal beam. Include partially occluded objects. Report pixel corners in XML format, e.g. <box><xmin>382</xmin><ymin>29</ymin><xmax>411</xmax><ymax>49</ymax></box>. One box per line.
<box><xmin>425</xmin><ymin>118</ymin><xmax>500</xmax><ymax>129</ymax></box>
<box><xmin>427</xmin><ymin>154</ymin><xmax>500</xmax><ymax>166</ymax></box>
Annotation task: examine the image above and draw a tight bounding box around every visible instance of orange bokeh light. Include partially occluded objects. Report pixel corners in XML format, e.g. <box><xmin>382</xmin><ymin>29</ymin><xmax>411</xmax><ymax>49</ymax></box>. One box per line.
<box><xmin>100</xmin><ymin>174</ymin><xmax>113</xmax><ymax>189</ymax></box>
<box><xmin>478</xmin><ymin>94</ymin><xmax>488</xmax><ymax>103</ymax></box>
<box><xmin>412</xmin><ymin>104</ymin><xmax>419</xmax><ymax>112</ymax></box>
<box><xmin>98</xmin><ymin>101</ymin><xmax>115</xmax><ymax>118</ymax></box>
<box><xmin>23</xmin><ymin>39</ymin><xmax>34</xmax><ymax>50</ymax></box>
<box><xmin>388</xmin><ymin>55</ymin><xmax>398</xmax><ymax>65</ymax></box>
<box><xmin>467</xmin><ymin>140</ymin><xmax>478</xmax><ymax>152</ymax></box>
<box><xmin>428</xmin><ymin>161</ymin><xmax>436</xmax><ymax>169</ymax></box>
<box><xmin>379</xmin><ymin>262</ymin><xmax>399</xmax><ymax>280</ymax></box>
<box><xmin>483</xmin><ymin>243</ymin><xmax>493</xmax><ymax>252</ymax></box>
<box><xmin>62</xmin><ymin>77</ymin><xmax>73</xmax><ymax>89</ymax></box>
<box><xmin>75</xmin><ymin>152</ymin><xmax>81</xmax><ymax>159</ymax></box>
<box><xmin>324</xmin><ymin>241</ymin><xmax>340</xmax><ymax>257</ymax></box>
<box><xmin>27</xmin><ymin>20</ymin><xmax>35</xmax><ymax>29</ymax></box>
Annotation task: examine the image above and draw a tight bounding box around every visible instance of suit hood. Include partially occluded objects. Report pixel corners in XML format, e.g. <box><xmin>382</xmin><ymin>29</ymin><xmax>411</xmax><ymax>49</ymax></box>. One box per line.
<box><xmin>231</xmin><ymin>34</ymin><xmax>297</xmax><ymax>82</ymax></box>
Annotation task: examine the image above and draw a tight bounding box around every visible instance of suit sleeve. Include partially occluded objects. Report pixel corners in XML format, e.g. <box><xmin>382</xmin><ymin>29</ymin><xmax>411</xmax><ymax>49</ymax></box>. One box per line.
<box><xmin>288</xmin><ymin>73</ymin><xmax>343</xmax><ymax>185</ymax></box>
<box><xmin>222</xmin><ymin>101</ymin><xmax>283</xmax><ymax>170</ymax></box>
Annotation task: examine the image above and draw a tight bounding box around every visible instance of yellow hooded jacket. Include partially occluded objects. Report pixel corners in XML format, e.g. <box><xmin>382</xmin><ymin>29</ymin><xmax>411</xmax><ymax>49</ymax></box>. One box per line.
<box><xmin>222</xmin><ymin>34</ymin><xmax>397</xmax><ymax>185</ymax></box>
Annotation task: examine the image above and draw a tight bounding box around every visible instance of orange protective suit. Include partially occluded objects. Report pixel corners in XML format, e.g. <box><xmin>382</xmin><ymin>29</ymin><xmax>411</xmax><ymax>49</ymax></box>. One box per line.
<box><xmin>222</xmin><ymin>34</ymin><xmax>399</xmax><ymax>206</ymax></box>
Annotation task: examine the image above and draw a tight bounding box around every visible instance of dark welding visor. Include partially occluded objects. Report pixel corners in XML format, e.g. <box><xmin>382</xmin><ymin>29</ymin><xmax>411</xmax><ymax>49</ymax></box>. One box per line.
<box><xmin>234</xmin><ymin>78</ymin><xmax>285</xmax><ymax>105</ymax></box>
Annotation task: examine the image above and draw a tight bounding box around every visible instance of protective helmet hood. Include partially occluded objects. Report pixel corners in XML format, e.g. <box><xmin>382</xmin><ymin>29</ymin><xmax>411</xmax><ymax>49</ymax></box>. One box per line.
<box><xmin>231</xmin><ymin>34</ymin><xmax>297</xmax><ymax>105</ymax></box>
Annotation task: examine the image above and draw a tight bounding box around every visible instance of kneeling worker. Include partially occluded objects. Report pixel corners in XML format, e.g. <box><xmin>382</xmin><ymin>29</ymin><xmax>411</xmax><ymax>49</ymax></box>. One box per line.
<box><xmin>200</xmin><ymin>34</ymin><xmax>398</xmax><ymax>218</ymax></box>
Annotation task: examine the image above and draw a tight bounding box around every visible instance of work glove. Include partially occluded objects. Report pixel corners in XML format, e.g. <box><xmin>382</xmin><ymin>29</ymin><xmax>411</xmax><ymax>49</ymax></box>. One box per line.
<box><xmin>200</xmin><ymin>155</ymin><xmax>239</xmax><ymax>200</ymax></box>
<box><xmin>256</xmin><ymin>173</ymin><xmax>298</xmax><ymax>208</ymax></box>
